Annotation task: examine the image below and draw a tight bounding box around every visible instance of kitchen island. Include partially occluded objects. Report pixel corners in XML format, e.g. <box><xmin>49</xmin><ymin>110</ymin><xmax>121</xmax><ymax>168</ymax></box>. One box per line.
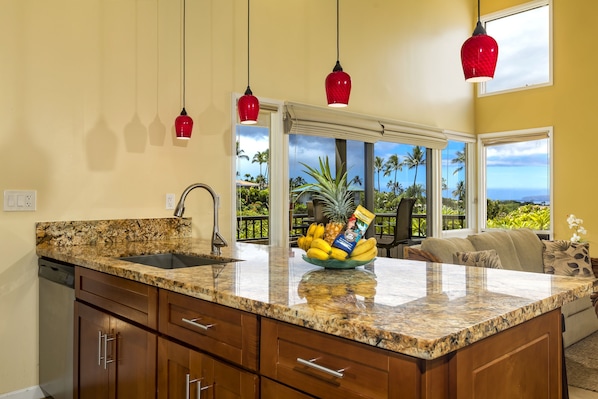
<box><xmin>36</xmin><ymin>218</ymin><xmax>597</xmax><ymax>398</ymax></box>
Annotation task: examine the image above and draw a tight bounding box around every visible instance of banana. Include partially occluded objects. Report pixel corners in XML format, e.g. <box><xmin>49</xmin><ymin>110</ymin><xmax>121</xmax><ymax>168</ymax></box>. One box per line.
<box><xmin>350</xmin><ymin>246</ymin><xmax>377</xmax><ymax>262</ymax></box>
<box><xmin>306</xmin><ymin>222</ymin><xmax>318</xmax><ymax>238</ymax></box>
<box><xmin>297</xmin><ymin>236</ymin><xmax>305</xmax><ymax>250</ymax></box>
<box><xmin>311</xmin><ymin>238</ymin><xmax>332</xmax><ymax>254</ymax></box>
<box><xmin>313</xmin><ymin>223</ymin><xmax>325</xmax><ymax>240</ymax></box>
<box><xmin>306</xmin><ymin>247</ymin><xmax>330</xmax><ymax>260</ymax></box>
<box><xmin>303</xmin><ymin>236</ymin><xmax>313</xmax><ymax>251</ymax></box>
<box><xmin>350</xmin><ymin>237</ymin><xmax>377</xmax><ymax>257</ymax></box>
<box><xmin>330</xmin><ymin>247</ymin><xmax>349</xmax><ymax>261</ymax></box>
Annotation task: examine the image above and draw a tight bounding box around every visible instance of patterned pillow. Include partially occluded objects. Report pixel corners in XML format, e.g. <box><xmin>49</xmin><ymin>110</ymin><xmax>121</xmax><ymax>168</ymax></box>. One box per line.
<box><xmin>542</xmin><ymin>240</ymin><xmax>593</xmax><ymax>277</ymax></box>
<box><xmin>454</xmin><ymin>249</ymin><xmax>503</xmax><ymax>269</ymax></box>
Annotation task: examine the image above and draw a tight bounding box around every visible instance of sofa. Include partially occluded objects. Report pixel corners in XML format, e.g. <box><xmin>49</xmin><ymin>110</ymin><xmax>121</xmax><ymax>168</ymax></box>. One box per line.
<box><xmin>405</xmin><ymin>228</ymin><xmax>598</xmax><ymax>348</ymax></box>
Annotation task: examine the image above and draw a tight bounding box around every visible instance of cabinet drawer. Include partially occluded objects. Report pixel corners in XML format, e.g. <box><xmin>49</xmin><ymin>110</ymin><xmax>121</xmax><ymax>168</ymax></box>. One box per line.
<box><xmin>261</xmin><ymin>319</ymin><xmax>423</xmax><ymax>399</ymax></box>
<box><xmin>261</xmin><ymin>377</ymin><xmax>315</xmax><ymax>399</ymax></box>
<box><xmin>158</xmin><ymin>290</ymin><xmax>259</xmax><ymax>371</ymax></box>
<box><xmin>75</xmin><ymin>266</ymin><xmax>158</xmax><ymax>329</ymax></box>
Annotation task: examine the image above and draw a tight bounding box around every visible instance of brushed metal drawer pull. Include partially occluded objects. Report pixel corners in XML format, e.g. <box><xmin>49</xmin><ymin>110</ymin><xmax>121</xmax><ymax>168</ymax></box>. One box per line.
<box><xmin>186</xmin><ymin>374</ymin><xmax>212</xmax><ymax>399</ymax></box>
<box><xmin>182</xmin><ymin>317</ymin><xmax>214</xmax><ymax>330</ymax></box>
<box><xmin>297</xmin><ymin>357</ymin><xmax>345</xmax><ymax>378</ymax></box>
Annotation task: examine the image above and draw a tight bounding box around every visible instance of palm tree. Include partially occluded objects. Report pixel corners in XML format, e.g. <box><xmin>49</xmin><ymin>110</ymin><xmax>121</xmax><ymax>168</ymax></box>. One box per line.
<box><xmin>383</xmin><ymin>154</ymin><xmax>402</xmax><ymax>195</ymax></box>
<box><xmin>452</xmin><ymin>180</ymin><xmax>466</xmax><ymax>211</ymax></box>
<box><xmin>374</xmin><ymin>156</ymin><xmax>384</xmax><ymax>192</ymax></box>
<box><xmin>452</xmin><ymin>149</ymin><xmax>466</xmax><ymax>175</ymax></box>
<box><xmin>403</xmin><ymin>146</ymin><xmax>425</xmax><ymax>191</ymax></box>
<box><xmin>236</xmin><ymin>141</ymin><xmax>249</xmax><ymax>161</ymax></box>
<box><xmin>252</xmin><ymin>149</ymin><xmax>269</xmax><ymax>184</ymax></box>
<box><xmin>350</xmin><ymin>175</ymin><xmax>363</xmax><ymax>187</ymax></box>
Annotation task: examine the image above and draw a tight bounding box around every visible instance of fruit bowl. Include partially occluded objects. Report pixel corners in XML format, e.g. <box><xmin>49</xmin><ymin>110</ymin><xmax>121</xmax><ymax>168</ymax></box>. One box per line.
<box><xmin>301</xmin><ymin>254</ymin><xmax>375</xmax><ymax>269</ymax></box>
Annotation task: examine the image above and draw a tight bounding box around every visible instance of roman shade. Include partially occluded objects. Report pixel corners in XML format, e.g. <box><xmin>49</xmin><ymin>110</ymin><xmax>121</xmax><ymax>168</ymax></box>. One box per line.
<box><xmin>284</xmin><ymin>102</ymin><xmax>448</xmax><ymax>149</ymax></box>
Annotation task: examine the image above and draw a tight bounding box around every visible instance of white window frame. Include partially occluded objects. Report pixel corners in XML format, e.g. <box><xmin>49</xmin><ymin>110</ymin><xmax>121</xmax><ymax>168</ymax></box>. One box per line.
<box><xmin>438</xmin><ymin>130</ymin><xmax>477</xmax><ymax>238</ymax></box>
<box><xmin>479</xmin><ymin>0</ymin><xmax>553</xmax><ymax>97</ymax></box>
<box><xmin>231</xmin><ymin>93</ymin><xmax>287</xmax><ymax>247</ymax></box>
<box><xmin>477</xmin><ymin>126</ymin><xmax>553</xmax><ymax>236</ymax></box>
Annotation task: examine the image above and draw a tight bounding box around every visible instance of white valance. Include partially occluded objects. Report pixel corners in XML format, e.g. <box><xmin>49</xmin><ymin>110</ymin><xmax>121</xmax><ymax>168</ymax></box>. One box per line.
<box><xmin>283</xmin><ymin>102</ymin><xmax>448</xmax><ymax>149</ymax></box>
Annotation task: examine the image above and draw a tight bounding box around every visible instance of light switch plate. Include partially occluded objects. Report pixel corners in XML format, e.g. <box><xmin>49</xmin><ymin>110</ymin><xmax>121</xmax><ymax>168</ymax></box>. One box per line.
<box><xmin>4</xmin><ymin>190</ymin><xmax>36</xmax><ymax>211</ymax></box>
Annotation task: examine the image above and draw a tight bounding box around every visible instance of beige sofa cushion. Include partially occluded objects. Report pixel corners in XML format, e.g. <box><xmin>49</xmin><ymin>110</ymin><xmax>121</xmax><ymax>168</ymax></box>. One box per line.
<box><xmin>506</xmin><ymin>228</ymin><xmax>545</xmax><ymax>273</ymax></box>
<box><xmin>421</xmin><ymin>237</ymin><xmax>476</xmax><ymax>264</ymax></box>
<box><xmin>467</xmin><ymin>230</ymin><xmax>523</xmax><ymax>271</ymax></box>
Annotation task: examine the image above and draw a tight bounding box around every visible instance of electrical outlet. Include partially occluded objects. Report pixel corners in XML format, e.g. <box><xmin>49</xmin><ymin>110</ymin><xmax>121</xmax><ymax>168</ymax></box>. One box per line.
<box><xmin>166</xmin><ymin>193</ymin><xmax>176</xmax><ymax>210</ymax></box>
<box><xmin>4</xmin><ymin>190</ymin><xmax>36</xmax><ymax>211</ymax></box>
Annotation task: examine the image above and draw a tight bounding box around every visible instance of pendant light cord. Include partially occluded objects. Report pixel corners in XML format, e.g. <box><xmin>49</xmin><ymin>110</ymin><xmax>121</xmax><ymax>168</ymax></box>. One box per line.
<box><xmin>247</xmin><ymin>0</ymin><xmax>251</xmax><ymax>86</ymax></box>
<box><xmin>477</xmin><ymin>0</ymin><xmax>481</xmax><ymax>22</ymax></box>
<box><xmin>336</xmin><ymin>0</ymin><xmax>340</xmax><ymax>62</ymax></box>
<box><xmin>182</xmin><ymin>0</ymin><xmax>187</xmax><ymax>108</ymax></box>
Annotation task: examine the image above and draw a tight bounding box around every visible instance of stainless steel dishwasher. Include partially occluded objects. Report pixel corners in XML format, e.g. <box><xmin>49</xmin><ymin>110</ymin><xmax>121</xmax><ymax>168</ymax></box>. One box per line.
<box><xmin>38</xmin><ymin>257</ymin><xmax>74</xmax><ymax>399</ymax></box>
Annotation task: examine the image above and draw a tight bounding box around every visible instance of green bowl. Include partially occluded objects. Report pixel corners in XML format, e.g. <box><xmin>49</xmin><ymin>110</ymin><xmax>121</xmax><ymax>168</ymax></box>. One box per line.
<box><xmin>301</xmin><ymin>254</ymin><xmax>375</xmax><ymax>269</ymax></box>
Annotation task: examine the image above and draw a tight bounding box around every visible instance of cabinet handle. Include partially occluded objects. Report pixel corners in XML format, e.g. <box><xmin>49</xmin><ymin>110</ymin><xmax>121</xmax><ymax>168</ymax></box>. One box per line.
<box><xmin>98</xmin><ymin>331</ymin><xmax>115</xmax><ymax>370</ymax></box>
<box><xmin>185</xmin><ymin>374</ymin><xmax>212</xmax><ymax>399</ymax></box>
<box><xmin>296</xmin><ymin>357</ymin><xmax>345</xmax><ymax>378</ymax></box>
<box><xmin>182</xmin><ymin>317</ymin><xmax>214</xmax><ymax>331</ymax></box>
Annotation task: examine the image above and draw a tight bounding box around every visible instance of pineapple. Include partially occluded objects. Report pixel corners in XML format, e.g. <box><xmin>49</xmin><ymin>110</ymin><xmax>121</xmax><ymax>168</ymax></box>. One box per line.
<box><xmin>300</xmin><ymin>157</ymin><xmax>354</xmax><ymax>245</ymax></box>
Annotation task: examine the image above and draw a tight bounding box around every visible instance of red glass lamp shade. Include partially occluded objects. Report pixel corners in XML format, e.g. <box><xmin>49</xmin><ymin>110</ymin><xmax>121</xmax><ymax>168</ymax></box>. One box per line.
<box><xmin>461</xmin><ymin>21</ymin><xmax>498</xmax><ymax>82</ymax></box>
<box><xmin>326</xmin><ymin>61</ymin><xmax>351</xmax><ymax>107</ymax></box>
<box><xmin>175</xmin><ymin>108</ymin><xmax>193</xmax><ymax>139</ymax></box>
<box><xmin>238</xmin><ymin>86</ymin><xmax>259</xmax><ymax>124</ymax></box>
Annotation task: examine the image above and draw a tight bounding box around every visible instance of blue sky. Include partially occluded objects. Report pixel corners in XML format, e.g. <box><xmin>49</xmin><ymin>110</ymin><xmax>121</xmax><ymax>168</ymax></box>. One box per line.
<box><xmin>236</xmin><ymin>125</ymin><xmax>549</xmax><ymax>201</ymax></box>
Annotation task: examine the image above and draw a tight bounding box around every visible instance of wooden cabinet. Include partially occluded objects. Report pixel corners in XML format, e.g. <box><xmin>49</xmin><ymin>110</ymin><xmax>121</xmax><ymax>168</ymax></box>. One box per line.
<box><xmin>72</xmin><ymin>265</ymin><xmax>563</xmax><ymax>399</ymax></box>
<box><xmin>159</xmin><ymin>290</ymin><xmax>259</xmax><ymax>371</ymax></box>
<box><xmin>74</xmin><ymin>267</ymin><xmax>158</xmax><ymax>399</ymax></box>
<box><xmin>261</xmin><ymin>378</ymin><xmax>315</xmax><ymax>399</ymax></box>
<box><xmin>448</xmin><ymin>308</ymin><xmax>562</xmax><ymax>399</ymax></box>
<box><xmin>74</xmin><ymin>301</ymin><xmax>156</xmax><ymax>399</ymax></box>
<box><xmin>158</xmin><ymin>337</ymin><xmax>258</xmax><ymax>399</ymax></box>
<box><xmin>260</xmin><ymin>318</ymin><xmax>442</xmax><ymax>399</ymax></box>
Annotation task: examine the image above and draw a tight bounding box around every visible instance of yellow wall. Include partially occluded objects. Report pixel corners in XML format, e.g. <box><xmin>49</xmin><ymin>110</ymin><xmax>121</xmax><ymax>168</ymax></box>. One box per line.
<box><xmin>476</xmin><ymin>0</ymin><xmax>598</xmax><ymax>243</ymax></box>
<box><xmin>0</xmin><ymin>0</ymin><xmax>472</xmax><ymax>393</ymax></box>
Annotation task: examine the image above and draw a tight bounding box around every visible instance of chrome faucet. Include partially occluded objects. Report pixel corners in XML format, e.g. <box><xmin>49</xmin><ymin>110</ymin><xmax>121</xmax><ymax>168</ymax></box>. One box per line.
<box><xmin>174</xmin><ymin>183</ymin><xmax>228</xmax><ymax>256</ymax></box>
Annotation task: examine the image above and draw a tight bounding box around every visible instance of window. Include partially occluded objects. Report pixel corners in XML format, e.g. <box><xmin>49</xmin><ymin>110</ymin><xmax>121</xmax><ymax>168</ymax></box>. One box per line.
<box><xmin>480</xmin><ymin>0</ymin><xmax>551</xmax><ymax>95</ymax></box>
<box><xmin>441</xmin><ymin>133</ymin><xmax>475</xmax><ymax>233</ymax></box>
<box><xmin>478</xmin><ymin>127</ymin><xmax>552</xmax><ymax>235</ymax></box>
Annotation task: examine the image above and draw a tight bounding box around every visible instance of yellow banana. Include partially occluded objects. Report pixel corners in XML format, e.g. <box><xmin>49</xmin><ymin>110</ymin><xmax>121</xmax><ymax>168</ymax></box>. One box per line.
<box><xmin>313</xmin><ymin>223</ymin><xmax>325</xmax><ymax>240</ymax></box>
<box><xmin>311</xmin><ymin>238</ymin><xmax>332</xmax><ymax>254</ymax></box>
<box><xmin>303</xmin><ymin>236</ymin><xmax>313</xmax><ymax>251</ymax></box>
<box><xmin>306</xmin><ymin>223</ymin><xmax>318</xmax><ymax>238</ymax></box>
<box><xmin>350</xmin><ymin>237</ymin><xmax>377</xmax><ymax>257</ymax></box>
<box><xmin>306</xmin><ymin>247</ymin><xmax>330</xmax><ymax>260</ymax></box>
<box><xmin>297</xmin><ymin>236</ymin><xmax>305</xmax><ymax>250</ymax></box>
<box><xmin>350</xmin><ymin>246</ymin><xmax>377</xmax><ymax>262</ymax></box>
<box><xmin>330</xmin><ymin>247</ymin><xmax>349</xmax><ymax>261</ymax></box>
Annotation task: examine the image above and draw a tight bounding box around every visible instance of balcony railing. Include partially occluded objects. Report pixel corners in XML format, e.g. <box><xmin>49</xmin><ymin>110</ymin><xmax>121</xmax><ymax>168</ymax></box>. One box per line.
<box><xmin>237</xmin><ymin>213</ymin><xmax>466</xmax><ymax>242</ymax></box>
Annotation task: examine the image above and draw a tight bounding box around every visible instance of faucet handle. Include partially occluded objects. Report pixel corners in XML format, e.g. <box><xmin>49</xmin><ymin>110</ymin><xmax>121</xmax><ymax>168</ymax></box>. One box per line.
<box><xmin>213</xmin><ymin>232</ymin><xmax>228</xmax><ymax>248</ymax></box>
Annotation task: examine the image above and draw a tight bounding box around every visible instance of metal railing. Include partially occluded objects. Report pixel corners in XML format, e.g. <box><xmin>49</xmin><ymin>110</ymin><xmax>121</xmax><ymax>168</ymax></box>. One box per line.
<box><xmin>236</xmin><ymin>213</ymin><xmax>466</xmax><ymax>241</ymax></box>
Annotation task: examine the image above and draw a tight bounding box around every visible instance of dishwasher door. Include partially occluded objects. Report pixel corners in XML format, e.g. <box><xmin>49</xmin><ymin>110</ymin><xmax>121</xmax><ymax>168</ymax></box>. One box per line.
<box><xmin>39</xmin><ymin>258</ymin><xmax>74</xmax><ymax>399</ymax></box>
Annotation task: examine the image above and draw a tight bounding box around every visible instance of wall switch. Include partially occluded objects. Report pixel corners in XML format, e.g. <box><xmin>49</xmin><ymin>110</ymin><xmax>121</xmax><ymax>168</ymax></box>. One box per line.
<box><xmin>4</xmin><ymin>190</ymin><xmax>36</xmax><ymax>211</ymax></box>
<box><xmin>166</xmin><ymin>193</ymin><xmax>176</xmax><ymax>210</ymax></box>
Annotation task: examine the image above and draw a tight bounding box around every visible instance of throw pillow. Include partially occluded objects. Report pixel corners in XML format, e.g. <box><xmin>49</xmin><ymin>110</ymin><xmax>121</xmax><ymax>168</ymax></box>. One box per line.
<box><xmin>403</xmin><ymin>247</ymin><xmax>443</xmax><ymax>263</ymax></box>
<box><xmin>542</xmin><ymin>240</ymin><xmax>593</xmax><ymax>277</ymax></box>
<box><xmin>454</xmin><ymin>249</ymin><xmax>504</xmax><ymax>269</ymax></box>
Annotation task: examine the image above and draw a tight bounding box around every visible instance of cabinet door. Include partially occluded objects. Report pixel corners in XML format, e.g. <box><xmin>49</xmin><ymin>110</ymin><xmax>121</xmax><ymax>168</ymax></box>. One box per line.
<box><xmin>75</xmin><ymin>302</ymin><xmax>114</xmax><ymax>399</ymax></box>
<box><xmin>113</xmin><ymin>317</ymin><xmax>156</xmax><ymax>399</ymax></box>
<box><xmin>75</xmin><ymin>301</ymin><xmax>156</xmax><ymax>399</ymax></box>
<box><xmin>158</xmin><ymin>337</ymin><xmax>258</xmax><ymax>399</ymax></box>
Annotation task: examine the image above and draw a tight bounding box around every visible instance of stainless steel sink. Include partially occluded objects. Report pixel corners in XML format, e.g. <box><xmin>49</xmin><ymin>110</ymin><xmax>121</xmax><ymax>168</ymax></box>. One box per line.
<box><xmin>117</xmin><ymin>253</ymin><xmax>235</xmax><ymax>269</ymax></box>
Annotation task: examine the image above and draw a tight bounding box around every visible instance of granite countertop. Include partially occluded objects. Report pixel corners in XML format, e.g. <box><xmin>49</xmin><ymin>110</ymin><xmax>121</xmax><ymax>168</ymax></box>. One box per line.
<box><xmin>35</xmin><ymin>218</ymin><xmax>597</xmax><ymax>360</ymax></box>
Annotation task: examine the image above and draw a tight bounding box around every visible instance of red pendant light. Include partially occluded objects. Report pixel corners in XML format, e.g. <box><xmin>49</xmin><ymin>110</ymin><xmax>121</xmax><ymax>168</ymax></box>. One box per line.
<box><xmin>461</xmin><ymin>0</ymin><xmax>498</xmax><ymax>82</ymax></box>
<box><xmin>175</xmin><ymin>0</ymin><xmax>193</xmax><ymax>139</ymax></box>
<box><xmin>325</xmin><ymin>0</ymin><xmax>351</xmax><ymax>107</ymax></box>
<box><xmin>238</xmin><ymin>0</ymin><xmax>259</xmax><ymax>125</ymax></box>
